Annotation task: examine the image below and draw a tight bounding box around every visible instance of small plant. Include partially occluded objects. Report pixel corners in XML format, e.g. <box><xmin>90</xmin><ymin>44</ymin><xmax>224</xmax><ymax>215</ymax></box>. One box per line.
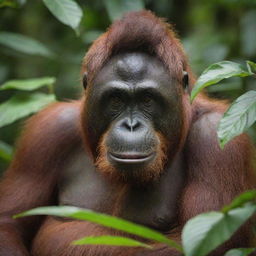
<box><xmin>0</xmin><ymin>77</ymin><xmax>56</xmax><ymax>128</ymax></box>
<box><xmin>191</xmin><ymin>60</ymin><xmax>256</xmax><ymax>148</ymax></box>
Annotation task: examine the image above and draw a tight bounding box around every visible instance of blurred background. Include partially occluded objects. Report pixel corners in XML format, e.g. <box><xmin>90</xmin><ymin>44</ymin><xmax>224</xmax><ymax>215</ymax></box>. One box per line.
<box><xmin>0</xmin><ymin>0</ymin><xmax>256</xmax><ymax>174</ymax></box>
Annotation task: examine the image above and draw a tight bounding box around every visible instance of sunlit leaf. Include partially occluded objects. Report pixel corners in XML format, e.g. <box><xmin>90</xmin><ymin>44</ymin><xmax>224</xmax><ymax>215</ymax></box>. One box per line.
<box><xmin>0</xmin><ymin>93</ymin><xmax>56</xmax><ymax>127</ymax></box>
<box><xmin>0</xmin><ymin>32</ymin><xmax>53</xmax><ymax>57</ymax></box>
<box><xmin>222</xmin><ymin>190</ymin><xmax>256</xmax><ymax>213</ymax></box>
<box><xmin>73</xmin><ymin>235</ymin><xmax>152</xmax><ymax>249</ymax></box>
<box><xmin>104</xmin><ymin>0</ymin><xmax>144</xmax><ymax>21</ymax></box>
<box><xmin>190</xmin><ymin>61</ymin><xmax>253</xmax><ymax>101</ymax></box>
<box><xmin>217</xmin><ymin>90</ymin><xmax>256</xmax><ymax>148</ymax></box>
<box><xmin>42</xmin><ymin>0</ymin><xmax>83</xmax><ymax>31</ymax></box>
<box><xmin>182</xmin><ymin>205</ymin><xmax>256</xmax><ymax>256</ymax></box>
<box><xmin>14</xmin><ymin>206</ymin><xmax>182</xmax><ymax>252</ymax></box>
<box><xmin>224</xmin><ymin>248</ymin><xmax>256</xmax><ymax>256</ymax></box>
<box><xmin>0</xmin><ymin>77</ymin><xmax>56</xmax><ymax>91</ymax></box>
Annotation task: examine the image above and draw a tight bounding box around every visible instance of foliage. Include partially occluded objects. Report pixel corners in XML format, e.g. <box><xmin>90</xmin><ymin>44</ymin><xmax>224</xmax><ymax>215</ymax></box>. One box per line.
<box><xmin>0</xmin><ymin>92</ymin><xmax>56</xmax><ymax>127</ymax></box>
<box><xmin>0</xmin><ymin>77</ymin><xmax>56</xmax><ymax>91</ymax></box>
<box><xmin>0</xmin><ymin>77</ymin><xmax>56</xmax><ymax>127</ymax></box>
<box><xmin>191</xmin><ymin>60</ymin><xmax>256</xmax><ymax>148</ymax></box>
<box><xmin>0</xmin><ymin>32</ymin><xmax>53</xmax><ymax>57</ymax></box>
<box><xmin>218</xmin><ymin>90</ymin><xmax>256</xmax><ymax>148</ymax></box>
<box><xmin>182</xmin><ymin>204</ymin><xmax>256</xmax><ymax>256</ymax></box>
<box><xmin>224</xmin><ymin>248</ymin><xmax>256</xmax><ymax>256</ymax></box>
<box><xmin>16</xmin><ymin>190</ymin><xmax>256</xmax><ymax>256</ymax></box>
<box><xmin>222</xmin><ymin>190</ymin><xmax>256</xmax><ymax>213</ymax></box>
<box><xmin>14</xmin><ymin>205</ymin><xmax>182</xmax><ymax>251</ymax></box>
<box><xmin>42</xmin><ymin>0</ymin><xmax>83</xmax><ymax>33</ymax></box>
<box><xmin>190</xmin><ymin>61</ymin><xmax>254</xmax><ymax>101</ymax></box>
<box><xmin>73</xmin><ymin>236</ymin><xmax>152</xmax><ymax>249</ymax></box>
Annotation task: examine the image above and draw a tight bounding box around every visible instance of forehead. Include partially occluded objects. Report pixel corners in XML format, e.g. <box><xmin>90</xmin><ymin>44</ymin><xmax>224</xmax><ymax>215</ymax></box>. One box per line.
<box><xmin>92</xmin><ymin>52</ymin><xmax>172</xmax><ymax>90</ymax></box>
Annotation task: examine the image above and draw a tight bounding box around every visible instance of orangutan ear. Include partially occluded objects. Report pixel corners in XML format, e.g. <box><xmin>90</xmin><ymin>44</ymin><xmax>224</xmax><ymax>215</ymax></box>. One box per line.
<box><xmin>182</xmin><ymin>71</ymin><xmax>189</xmax><ymax>91</ymax></box>
<box><xmin>83</xmin><ymin>71</ymin><xmax>88</xmax><ymax>90</ymax></box>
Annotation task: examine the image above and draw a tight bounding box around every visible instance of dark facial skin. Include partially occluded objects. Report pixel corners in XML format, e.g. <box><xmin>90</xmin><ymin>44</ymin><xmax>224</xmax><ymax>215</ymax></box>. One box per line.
<box><xmin>84</xmin><ymin>52</ymin><xmax>183</xmax><ymax>177</ymax></box>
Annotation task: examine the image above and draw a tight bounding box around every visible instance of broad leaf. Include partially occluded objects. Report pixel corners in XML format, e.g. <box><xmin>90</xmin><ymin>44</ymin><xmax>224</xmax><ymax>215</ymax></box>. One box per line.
<box><xmin>0</xmin><ymin>93</ymin><xmax>56</xmax><ymax>127</ymax></box>
<box><xmin>73</xmin><ymin>235</ymin><xmax>152</xmax><ymax>249</ymax></box>
<box><xmin>224</xmin><ymin>248</ymin><xmax>256</xmax><ymax>256</ymax></box>
<box><xmin>14</xmin><ymin>206</ymin><xmax>182</xmax><ymax>252</ymax></box>
<box><xmin>182</xmin><ymin>205</ymin><xmax>256</xmax><ymax>256</ymax></box>
<box><xmin>43</xmin><ymin>0</ymin><xmax>83</xmax><ymax>31</ymax></box>
<box><xmin>217</xmin><ymin>90</ymin><xmax>256</xmax><ymax>148</ymax></box>
<box><xmin>0</xmin><ymin>77</ymin><xmax>56</xmax><ymax>91</ymax></box>
<box><xmin>0</xmin><ymin>32</ymin><xmax>53</xmax><ymax>57</ymax></box>
<box><xmin>104</xmin><ymin>0</ymin><xmax>144</xmax><ymax>21</ymax></box>
<box><xmin>190</xmin><ymin>61</ymin><xmax>253</xmax><ymax>101</ymax></box>
<box><xmin>222</xmin><ymin>190</ymin><xmax>256</xmax><ymax>213</ymax></box>
<box><xmin>0</xmin><ymin>141</ymin><xmax>13</xmax><ymax>162</ymax></box>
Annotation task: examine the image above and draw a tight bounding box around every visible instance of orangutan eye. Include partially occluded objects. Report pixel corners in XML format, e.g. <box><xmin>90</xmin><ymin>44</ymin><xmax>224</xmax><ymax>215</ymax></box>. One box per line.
<box><xmin>142</xmin><ymin>95</ymin><xmax>154</xmax><ymax>107</ymax></box>
<box><xmin>109</xmin><ymin>96</ymin><xmax>123</xmax><ymax>110</ymax></box>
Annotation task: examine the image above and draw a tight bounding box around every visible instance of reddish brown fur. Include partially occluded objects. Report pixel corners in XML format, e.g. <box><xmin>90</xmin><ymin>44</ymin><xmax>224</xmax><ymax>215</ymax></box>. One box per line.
<box><xmin>0</xmin><ymin>10</ymin><xmax>255</xmax><ymax>256</ymax></box>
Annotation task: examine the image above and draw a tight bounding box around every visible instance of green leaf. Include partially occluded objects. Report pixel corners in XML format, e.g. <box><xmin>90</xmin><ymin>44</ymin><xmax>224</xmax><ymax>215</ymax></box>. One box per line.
<box><xmin>0</xmin><ymin>141</ymin><xmax>13</xmax><ymax>162</ymax></box>
<box><xmin>190</xmin><ymin>61</ymin><xmax>253</xmax><ymax>101</ymax></box>
<box><xmin>217</xmin><ymin>90</ymin><xmax>256</xmax><ymax>148</ymax></box>
<box><xmin>0</xmin><ymin>77</ymin><xmax>56</xmax><ymax>91</ymax></box>
<box><xmin>42</xmin><ymin>0</ymin><xmax>83</xmax><ymax>31</ymax></box>
<box><xmin>104</xmin><ymin>0</ymin><xmax>144</xmax><ymax>21</ymax></box>
<box><xmin>222</xmin><ymin>190</ymin><xmax>256</xmax><ymax>213</ymax></box>
<box><xmin>14</xmin><ymin>206</ymin><xmax>182</xmax><ymax>252</ymax></box>
<box><xmin>0</xmin><ymin>93</ymin><xmax>56</xmax><ymax>127</ymax></box>
<box><xmin>224</xmin><ymin>248</ymin><xmax>256</xmax><ymax>256</ymax></box>
<box><xmin>73</xmin><ymin>235</ymin><xmax>152</xmax><ymax>249</ymax></box>
<box><xmin>247</xmin><ymin>61</ymin><xmax>256</xmax><ymax>74</ymax></box>
<box><xmin>0</xmin><ymin>32</ymin><xmax>53</xmax><ymax>57</ymax></box>
<box><xmin>182</xmin><ymin>204</ymin><xmax>256</xmax><ymax>256</ymax></box>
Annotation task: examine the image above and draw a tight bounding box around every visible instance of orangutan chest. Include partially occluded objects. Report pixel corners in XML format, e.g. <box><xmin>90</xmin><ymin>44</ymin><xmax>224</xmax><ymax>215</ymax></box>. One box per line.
<box><xmin>58</xmin><ymin>150</ymin><xmax>184</xmax><ymax>231</ymax></box>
